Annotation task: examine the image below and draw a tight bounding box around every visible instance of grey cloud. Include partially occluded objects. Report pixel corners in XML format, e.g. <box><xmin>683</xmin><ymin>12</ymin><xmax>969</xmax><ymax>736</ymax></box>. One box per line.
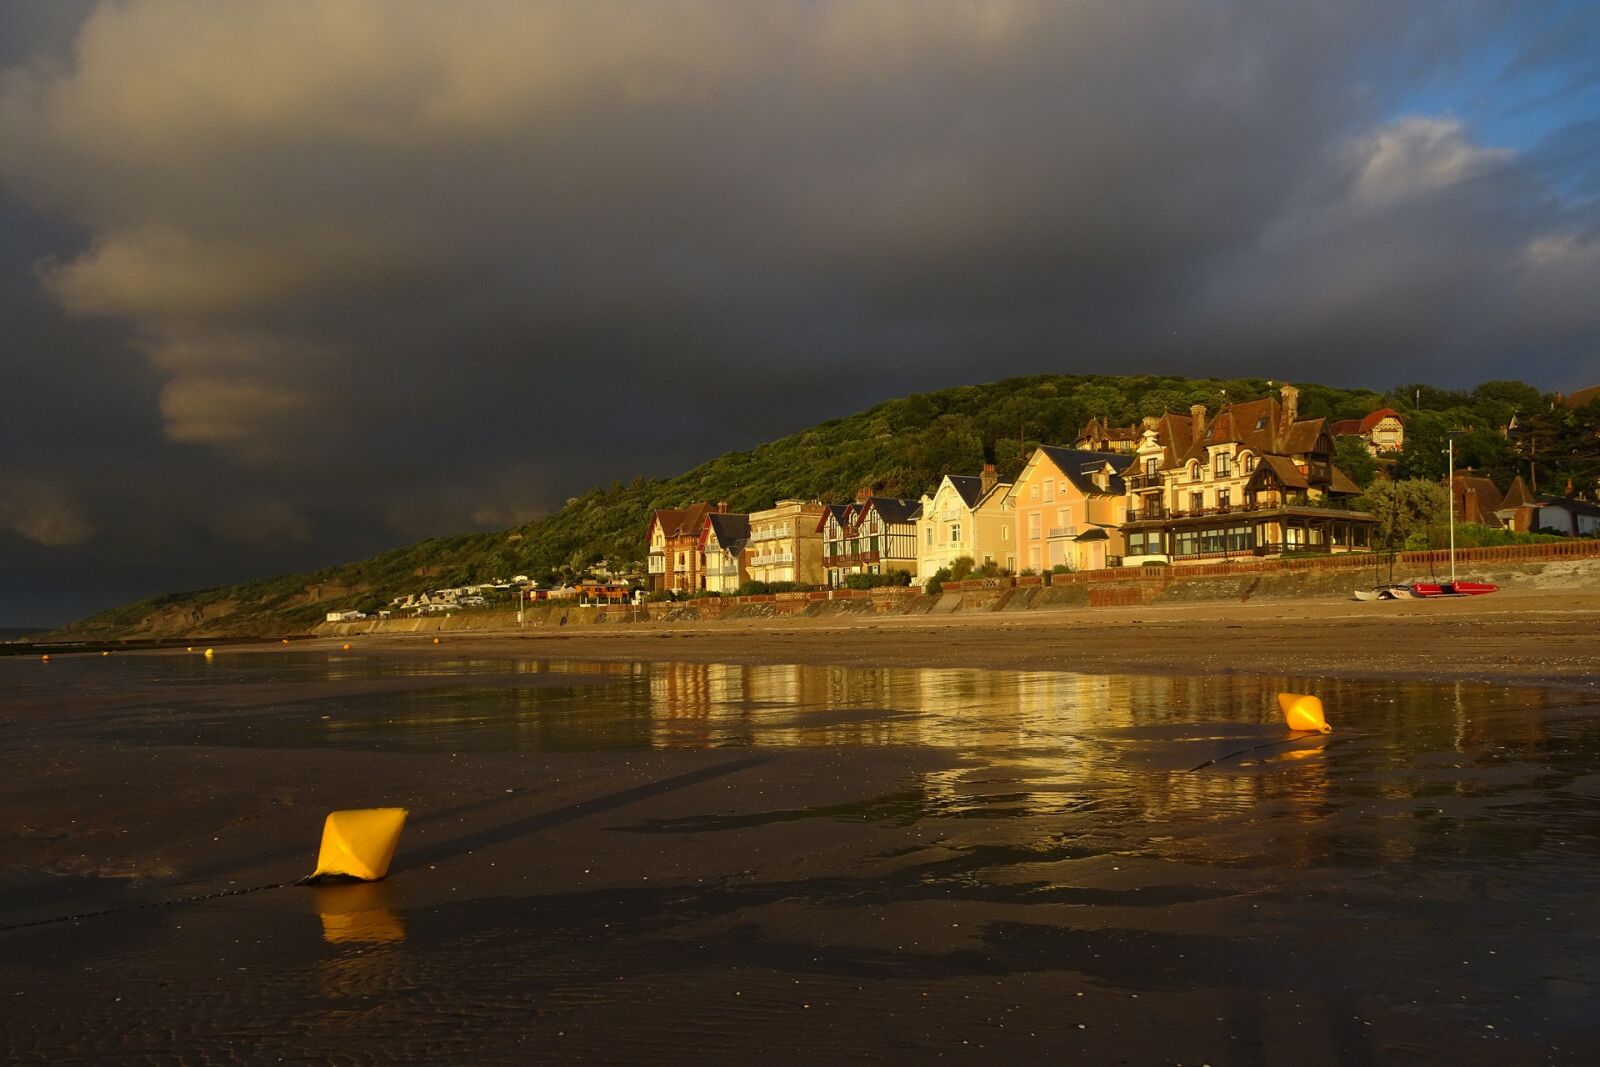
<box><xmin>0</xmin><ymin>0</ymin><xmax>1597</xmax><ymax>624</ymax></box>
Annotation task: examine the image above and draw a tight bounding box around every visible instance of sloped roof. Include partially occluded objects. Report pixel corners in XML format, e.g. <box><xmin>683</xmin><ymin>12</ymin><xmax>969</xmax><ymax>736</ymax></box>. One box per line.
<box><xmin>946</xmin><ymin>475</ymin><xmax>984</xmax><ymax>510</ymax></box>
<box><xmin>1501</xmin><ymin>475</ymin><xmax>1536</xmax><ymax>510</ymax></box>
<box><xmin>817</xmin><ymin>502</ymin><xmax>851</xmax><ymax>533</ymax></box>
<box><xmin>1165</xmin><ymin>393</ymin><xmax>1330</xmax><ymax>465</ymax></box>
<box><xmin>1359</xmin><ymin>407</ymin><xmax>1402</xmax><ymax>433</ymax></box>
<box><xmin>1537</xmin><ymin>495</ymin><xmax>1600</xmax><ymax>517</ymax></box>
<box><xmin>1156</xmin><ymin>411</ymin><xmax>1196</xmax><ymax>468</ymax></box>
<box><xmin>1562</xmin><ymin>385</ymin><xmax>1600</xmax><ymax>409</ymax></box>
<box><xmin>1328</xmin><ymin>465</ymin><xmax>1363</xmax><ymax>495</ymax></box>
<box><xmin>1256</xmin><ymin>454</ymin><xmax>1309</xmax><ymax>489</ymax></box>
<box><xmin>1035</xmin><ymin>446</ymin><xmax>1134</xmax><ymax>496</ymax></box>
<box><xmin>1451</xmin><ymin>474</ymin><xmax>1505</xmax><ymax>525</ymax></box>
<box><xmin>650</xmin><ymin>502</ymin><xmax>714</xmax><ymax>539</ymax></box>
<box><xmin>866</xmin><ymin>496</ymin><xmax>922</xmax><ymax>525</ymax></box>
<box><xmin>1326</xmin><ymin>419</ymin><xmax>1363</xmax><ymax>437</ymax></box>
<box><xmin>705</xmin><ymin>512</ymin><xmax>750</xmax><ymax>551</ymax></box>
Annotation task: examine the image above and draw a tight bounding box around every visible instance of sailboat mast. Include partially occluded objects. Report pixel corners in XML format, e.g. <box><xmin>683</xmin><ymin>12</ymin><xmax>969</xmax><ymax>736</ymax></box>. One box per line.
<box><xmin>1447</xmin><ymin>436</ymin><xmax>1456</xmax><ymax>584</ymax></box>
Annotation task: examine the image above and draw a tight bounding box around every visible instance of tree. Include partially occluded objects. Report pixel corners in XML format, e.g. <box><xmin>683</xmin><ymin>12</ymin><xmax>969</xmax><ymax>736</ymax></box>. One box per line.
<box><xmin>1333</xmin><ymin>435</ymin><xmax>1379</xmax><ymax>490</ymax></box>
<box><xmin>1355</xmin><ymin>479</ymin><xmax>1447</xmax><ymax>550</ymax></box>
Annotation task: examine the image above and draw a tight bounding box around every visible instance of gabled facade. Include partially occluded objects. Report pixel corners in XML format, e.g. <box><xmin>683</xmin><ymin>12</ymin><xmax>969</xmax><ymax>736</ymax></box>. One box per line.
<box><xmin>1328</xmin><ymin>407</ymin><xmax>1405</xmax><ymax>456</ymax></box>
<box><xmin>1008</xmin><ymin>447</ymin><xmax>1133</xmax><ymax>572</ymax></box>
<box><xmin>700</xmin><ymin>511</ymin><xmax>751</xmax><ymax>593</ymax></box>
<box><xmin>1122</xmin><ymin>385</ymin><xmax>1376</xmax><ymax>565</ymax></box>
<box><xmin>646</xmin><ymin>502</ymin><xmax>718</xmax><ymax>592</ymax></box>
<box><xmin>916</xmin><ymin>464</ymin><xmax>1015</xmax><ymax>576</ymax></box>
<box><xmin>821</xmin><ymin>491</ymin><xmax>921</xmax><ymax>586</ymax></box>
<box><xmin>746</xmin><ymin>499</ymin><xmax>826</xmax><ymax>586</ymax></box>
<box><xmin>1074</xmin><ymin>417</ymin><xmax>1142</xmax><ymax>455</ymax></box>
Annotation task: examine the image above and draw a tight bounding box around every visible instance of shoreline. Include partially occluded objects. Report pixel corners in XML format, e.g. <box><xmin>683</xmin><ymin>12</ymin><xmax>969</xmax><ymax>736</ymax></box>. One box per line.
<box><xmin>260</xmin><ymin>591</ymin><xmax>1600</xmax><ymax>689</ymax></box>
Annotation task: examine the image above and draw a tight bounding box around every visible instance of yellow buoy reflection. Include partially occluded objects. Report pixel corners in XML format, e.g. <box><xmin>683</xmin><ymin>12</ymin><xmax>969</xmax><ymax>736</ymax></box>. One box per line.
<box><xmin>1277</xmin><ymin>692</ymin><xmax>1331</xmax><ymax>734</ymax></box>
<box><xmin>316</xmin><ymin>881</ymin><xmax>405</xmax><ymax>944</ymax></box>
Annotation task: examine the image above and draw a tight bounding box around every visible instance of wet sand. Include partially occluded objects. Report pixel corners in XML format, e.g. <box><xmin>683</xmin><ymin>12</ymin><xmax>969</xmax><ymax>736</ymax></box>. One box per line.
<box><xmin>350</xmin><ymin>590</ymin><xmax>1600</xmax><ymax>686</ymax></box>
<box><xmin>3</xmin><ymin>606</ymin><xmax>1599</xmax><ymax>1063</ymax></box>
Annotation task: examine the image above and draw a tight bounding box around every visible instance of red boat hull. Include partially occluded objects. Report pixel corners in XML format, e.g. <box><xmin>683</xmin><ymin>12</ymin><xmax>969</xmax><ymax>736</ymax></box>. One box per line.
<box><xmin>1408</xmin><ymin>581</ymin><xmax>1498</xmax><ymax>598</ymax></box>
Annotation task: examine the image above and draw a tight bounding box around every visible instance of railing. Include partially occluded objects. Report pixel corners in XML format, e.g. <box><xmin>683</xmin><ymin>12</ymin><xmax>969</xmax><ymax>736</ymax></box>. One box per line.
<box><xmin>1126</xmin><ymin>472</ymin><xmax>1162</xmax><ymax>489</ymax></box>
<box><xmin>1127</xmin><ymin>506</ymin><xmax>1167</xmax><ymax>521</ymax></box>
<box><xmin>647</xmin><ymin>555</ymin><xmax>666</xmax><ymax>574</ymax></box>
<box><xmin>1047</xmin><ymin>526</ymin><xmax>1078</xmax><ymax>538</ymax></box>
<box><xmin>824</xmin><ymin>550</ymin><xmax>883</xmax><ymax>565</ymax></box>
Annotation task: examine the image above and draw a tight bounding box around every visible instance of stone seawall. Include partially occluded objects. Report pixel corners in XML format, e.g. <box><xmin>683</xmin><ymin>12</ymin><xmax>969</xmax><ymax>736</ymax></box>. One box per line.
<box><xmin>320</xmin><ymin>543</ymin><xmax>1600</xmax><ymax>637</ymax></box>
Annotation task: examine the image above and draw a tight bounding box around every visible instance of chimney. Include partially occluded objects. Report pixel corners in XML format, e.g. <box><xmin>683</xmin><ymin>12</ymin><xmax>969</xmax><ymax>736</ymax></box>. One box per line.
<box><xmin>1190</xmin><ymin>404</ymin><xmax>1207</xmax><ymax>438</ymax></box>
<box><xmin>715</xmin><ymin>501</ymin><xmax>728</xmax><ymax>513</ymax></box>
<box><xmin>980</xmin><ymin>463</ymin><xmax>997</xmax><ymax>496</ymax></box>
<box><xmin>1280</xmin><ymin>384</ymin><xmax>1299</xmax><ymax>428</ymax></box>
<box><xmin>856</xmin><ymin>485</ymin><xmax>873</xmax><ymax>503</ymax></box>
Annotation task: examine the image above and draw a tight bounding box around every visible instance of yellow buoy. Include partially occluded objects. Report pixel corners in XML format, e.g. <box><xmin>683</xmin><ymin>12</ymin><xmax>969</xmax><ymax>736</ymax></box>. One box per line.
<box><xmin>101</xmin><ymin>650</ymin><xmax>110</xmax><ymax>656</ymax></box>
<box><xmin>40</xmin><ymin>654</ymin><xmax>50</xmax><ymax>662</ymax></box>
<box><xmin>186</xmin><ymin>646</ymin><xmax>194</xmax><ymax>652</ymax></box>
<box><xmin>310</xmin><ymin>808</ymin><xmax>408</xmax><ymax>882</ymax></box>
<box><xmin>342</xmin><ymin>642</ymin><xmax>351</xmax><ymax>651</ymax></box>
<box><xmin>282</xmin><ymin>638</ymin><xmax>290</xmax><ymax>644</ymax></box>
<box><xmin>432</xmin><ymin>637</ymin><xmax>441</xmax><ymax>645</ymax></box>
<box><xmin>1277</xmin><ymin>692</ymin><xmax>1331</xmax><ymax>734</ymax></box>
<box><xmin>203</xmin><ymin>647</ymin><xmax>215</xmax><ymax>658</ymax></box>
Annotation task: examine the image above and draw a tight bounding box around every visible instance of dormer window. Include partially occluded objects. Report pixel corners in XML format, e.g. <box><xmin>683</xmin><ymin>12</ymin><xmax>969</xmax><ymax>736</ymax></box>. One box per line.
<box><xmin>1189</xmin><ymin>462</ymin><xmax>1201</xmax><ymax>482</ymax></box>
<box><xmin>1145</xmin><ymin>458</ymin><xmax>1158</xmax><ymax>477</ymax></box>
<box><xmin>1243</xmin><ymin>454</ymin><xmax>1257</xmax><ymax>473</ymax></box>
<box><xmin>1214</xmin><ymin>453</ymin><xmax>1231</xmax><ymax>478</ymax></box>
<box><xmin>1255</xmin><ymin>416</ymin><xmax>1268</xmax><ymax>430</ymax></box>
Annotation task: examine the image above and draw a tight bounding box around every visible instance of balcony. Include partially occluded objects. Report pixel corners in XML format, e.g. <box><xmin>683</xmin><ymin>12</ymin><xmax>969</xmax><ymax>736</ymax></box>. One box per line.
<box><xmin>1126</xmin><ymin>505</ymin><xmax>1167</xmax><ymax>522</ymax></box>
<box><xmin>1126</xmin><ymin>472</ymin><xmax>1162</xmax><ymax>489</ymax></box>
<box><xmin>1046</xmin><ymin>526</ymin><xmax>1078</xmax><ymax>539</ymax></box>
<box><xmin>647</xmin><ymin>554</ymin><xmax>666</xmax><ymax>574</ymax></box>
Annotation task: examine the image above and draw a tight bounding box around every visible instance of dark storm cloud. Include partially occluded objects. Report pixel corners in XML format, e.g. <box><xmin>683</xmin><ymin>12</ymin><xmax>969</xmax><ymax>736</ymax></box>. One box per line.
<box><xmin>0</xmin><ymin>1</ymin><xmax>1597</xmax><ymax>624</ymax></box>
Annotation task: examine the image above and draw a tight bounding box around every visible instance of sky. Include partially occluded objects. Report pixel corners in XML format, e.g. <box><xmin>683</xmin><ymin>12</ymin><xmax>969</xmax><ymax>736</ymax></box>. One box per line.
<box><xmin>2</xmin><ymin>1</ymin><xmax>1598</xmax><ymax>627</ymax></box>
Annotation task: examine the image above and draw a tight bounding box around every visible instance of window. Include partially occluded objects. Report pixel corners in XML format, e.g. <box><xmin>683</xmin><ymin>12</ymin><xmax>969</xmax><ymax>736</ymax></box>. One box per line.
<box><xmin>1044</xmin><ymin>478</ymin><xmax>1054</xmax><ymax>502</ymax></box>
<box><xmin>1242</xmin><ymin>453</ymin><xmax>1256</xmax><ymax>473</ymax></box>
<box><xmin>925</xmin><ymin>526</ymin><xmax>933</xmax><ymax>546</ymax></box>
<box><xmin>1028</xmin><ymin>513</ymin><xmax>1041</xmax><ymax>539</ymax></box>
<box><xmin>1031</xmin><ymin>485</ymin><xmax>1040</xmax><ymax>501</ymax></box>
<box><xmin>1002</xmin><ymin>525</ymin><xmax>1010</xmax><ymax>541</ymax></box>
<box><xmin>1215</xmin><ymin>453</ymin><xmax>1231</xmax><ymax>478</ymax></box>
<box><xmin>1189</xmin><ymin>462</ymin><xmax>1201</xmax><ymax>482</ymax></box>
<box><xmin>1218</xmin><ymin>488</ymin><xmax>1231</xmax><ymax>509</ymax></box>
<box><xmin>1190</xmin><ymin>491</ymin><xmax>1204</xmax><ymax>512</ymax></box>
<box><xmin>950</xmin><ymin>524</ymin><xmax>961</xmax><ymax>543</ymax></box>
<box><xmin>1145</xmin><ymin>458</ymin><xmax>1158</xmax><ymax>477</ymax></box>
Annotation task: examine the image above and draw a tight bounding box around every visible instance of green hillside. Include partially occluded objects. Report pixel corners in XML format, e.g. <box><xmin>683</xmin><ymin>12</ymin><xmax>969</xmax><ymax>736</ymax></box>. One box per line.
<box><xmin>56</xmin><ymin>373</ymin><xmax>1593</xmax><ymax>638</ymax></box>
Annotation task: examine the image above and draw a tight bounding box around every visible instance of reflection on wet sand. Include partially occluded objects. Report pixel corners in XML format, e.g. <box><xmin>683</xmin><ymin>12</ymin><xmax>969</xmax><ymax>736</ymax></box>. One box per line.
<box><xmin>4</xmin><ymin>651</ymin><xmax>1597</xmax><ymax>1062</ymax></box>
<box><xmin>316</xmin><ymin>882</ymin><xmax>406</xmax><ymax>945</ymax></box>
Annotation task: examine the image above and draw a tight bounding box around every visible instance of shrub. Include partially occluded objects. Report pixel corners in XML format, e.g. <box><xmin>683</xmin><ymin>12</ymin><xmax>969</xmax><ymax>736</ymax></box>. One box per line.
<box><xmin>924</xmin><ymin>566</ymin><xmax>952</xmax><ymax>596</ymax></box>
<box><xmin>948</xmin><ymin>556</ymin><xmax>975</xmax><ymax>582</ymax></box>
<box><xmin>842</xmin><ymin>572</ymin><xmax>909</xmax><ymax>590</ymax></box>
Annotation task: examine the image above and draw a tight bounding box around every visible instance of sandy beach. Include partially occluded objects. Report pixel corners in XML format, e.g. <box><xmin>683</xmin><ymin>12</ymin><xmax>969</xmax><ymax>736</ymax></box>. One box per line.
<box><xmin>4</xmin><ymin>596</ymin><xmax>1599</xmax><ymax>1062</ymax></box>
<box><xmin>335</xmin><ymin>590</ymin><xmax>1600</xmax><ymax>686</ymax></box>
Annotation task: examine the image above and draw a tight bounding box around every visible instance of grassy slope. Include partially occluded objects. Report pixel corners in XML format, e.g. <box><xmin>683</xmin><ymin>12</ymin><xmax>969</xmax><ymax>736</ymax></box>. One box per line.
<box><xmin>55</xmin><ymin>372</ymin><xmax>1439</xmax><ymax>637</ymax></box>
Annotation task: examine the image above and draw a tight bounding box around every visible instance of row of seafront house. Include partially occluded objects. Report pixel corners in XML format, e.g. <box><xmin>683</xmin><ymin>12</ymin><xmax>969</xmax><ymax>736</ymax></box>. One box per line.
<box><xmin>650</xmin><ymin>385</ymin><xmax>1390</xmax><ymax>593</ymax></box>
